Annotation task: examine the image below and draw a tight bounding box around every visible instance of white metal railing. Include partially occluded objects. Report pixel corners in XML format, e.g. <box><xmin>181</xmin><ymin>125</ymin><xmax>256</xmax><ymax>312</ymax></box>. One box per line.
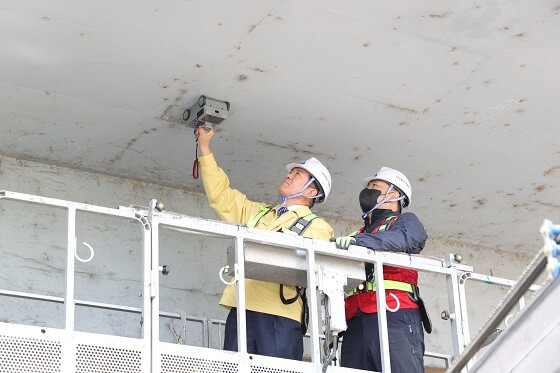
<box><xmin>148</xmin><ymin>199</ymin><xmax>471</xmax><ymax>372</ymax></box>
<box><xmin>0</xmin><ymin>191</ymin><xmax>543</xmax><ymax>372</ymax></box>
<box><xmin>0</xmin><ymin>190</ymin><xmax>152</xmax><ymax>372</ymax></box>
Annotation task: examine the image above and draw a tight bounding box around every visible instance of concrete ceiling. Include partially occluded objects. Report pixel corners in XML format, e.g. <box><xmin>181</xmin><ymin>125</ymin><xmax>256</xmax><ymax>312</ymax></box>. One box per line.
<box><xmin>1</xmin><ymin>0</ymin><xmax>559</xmax><ymax>255</ymax></box>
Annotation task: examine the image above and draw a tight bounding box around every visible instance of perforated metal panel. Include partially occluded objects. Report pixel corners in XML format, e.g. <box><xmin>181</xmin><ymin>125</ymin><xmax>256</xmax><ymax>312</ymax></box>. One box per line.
<box><xmin>0</xmin><ymin>335</ymin><xmax>61</xmax><ymax>372</ymax></box>
<box><xmin>161</xmin><ymin>354</ymin><xmax>238</xmax><ymax>373</ymax></box>
<box><xmin>76</xmin><ymin>343</ymin><xmax>142</xmax><ymax>372</ymax></box>
<box><xmin>251</xmin><ymin>365</ymin><xmax>304</xmax><ymax>373</ymax></box>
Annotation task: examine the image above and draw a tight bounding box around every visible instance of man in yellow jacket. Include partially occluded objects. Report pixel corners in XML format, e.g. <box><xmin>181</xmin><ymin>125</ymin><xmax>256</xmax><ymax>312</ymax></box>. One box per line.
<box><xmin>195</xmin><ymin>126</ymin><xmax>334</xmax><ymax>360</ymax></box>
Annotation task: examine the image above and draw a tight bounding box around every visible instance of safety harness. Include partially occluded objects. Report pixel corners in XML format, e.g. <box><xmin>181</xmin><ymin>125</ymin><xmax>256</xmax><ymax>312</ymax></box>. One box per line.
<box><xmin>346</xmin><ymin>213</ymin><xmax>432</xmax><ymax>333</ymax></box>
<box><xmin>350</xmin><ymin>278</ymin><xmax>414</xmax><ymax>294</ymax></box>
<box><xmin>346</xmin><ymin>215</ymin><xmax>407</xmax><ymax>296</ymax></box>
<box><xmin>247</xmin><ymin>205</ymin><xmax>318</xmax><ymax>334</ymax></box>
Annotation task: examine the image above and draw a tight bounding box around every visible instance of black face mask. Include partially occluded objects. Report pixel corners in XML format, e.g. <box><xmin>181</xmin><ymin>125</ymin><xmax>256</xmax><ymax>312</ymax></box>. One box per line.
<box><xmin>359</xmin><ymin>188</ymin><xmax>382</xmax><ymax>213</ymax></box>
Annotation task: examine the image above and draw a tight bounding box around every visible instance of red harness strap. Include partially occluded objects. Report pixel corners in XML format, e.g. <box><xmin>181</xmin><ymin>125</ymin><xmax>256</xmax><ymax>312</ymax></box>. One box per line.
<box><xmin>345</xmin><ymin>214</ymin><xmax>419</xmax><ymax>319</ymax></box>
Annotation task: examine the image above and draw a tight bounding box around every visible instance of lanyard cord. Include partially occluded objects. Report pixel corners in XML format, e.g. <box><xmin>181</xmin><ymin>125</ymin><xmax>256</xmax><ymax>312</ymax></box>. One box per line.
<box><xmin>193</xmin><ymin>143</ymin><xmax>199</xmax><ymax>179</ymax></box>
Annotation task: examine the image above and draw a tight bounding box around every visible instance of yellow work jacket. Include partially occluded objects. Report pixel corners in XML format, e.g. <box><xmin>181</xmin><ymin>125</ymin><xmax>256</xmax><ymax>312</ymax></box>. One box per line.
<box><xmin>198</xmin><ymin>153</ymin><xmax>334</xmax><ymax>321</ymax></box>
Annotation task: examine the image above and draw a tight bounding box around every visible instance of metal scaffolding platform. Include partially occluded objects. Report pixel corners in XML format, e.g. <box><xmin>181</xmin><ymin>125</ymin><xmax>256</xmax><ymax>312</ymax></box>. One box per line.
<box><xmin>0</xmin><ymin>191</ymin><xmax>552</xmax><ymax>372</ymax></box>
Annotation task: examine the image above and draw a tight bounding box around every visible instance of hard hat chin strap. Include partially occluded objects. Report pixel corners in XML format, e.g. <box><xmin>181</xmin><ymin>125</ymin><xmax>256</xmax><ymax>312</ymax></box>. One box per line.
<box><xmin>279</xmin><ymin>177</ymin><xmax>323</xmax><ymax>207</ymax></box>
<box><xmin>361</xmin><ymin>184</ymin><xmax>405</xmax><ymax>219</ymax></box>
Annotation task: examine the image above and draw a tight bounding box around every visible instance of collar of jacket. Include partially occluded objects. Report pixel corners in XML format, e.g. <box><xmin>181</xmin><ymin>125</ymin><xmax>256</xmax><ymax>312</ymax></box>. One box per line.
<box><xmin>363</xmin><ymin>208</ymin><xmax>398</xmax><ymax>228</ymax></box>
<box><xmin>272</xmin><ymin>205</ymin><xmax>313</xmax><ymax>229</ymax></box>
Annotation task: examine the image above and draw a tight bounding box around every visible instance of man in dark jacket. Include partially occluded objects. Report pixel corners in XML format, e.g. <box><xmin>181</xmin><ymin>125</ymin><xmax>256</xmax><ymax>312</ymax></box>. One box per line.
<box><xmin>334</xmin><ymin>166</ymin><xmax>428</xmax><ymax>373</ymax></box>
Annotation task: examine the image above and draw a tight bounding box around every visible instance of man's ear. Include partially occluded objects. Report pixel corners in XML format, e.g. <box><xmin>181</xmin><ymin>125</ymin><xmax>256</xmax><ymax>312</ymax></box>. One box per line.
<box><xmin>305</xmin><ymin>186</ymin><xmax>318</xmax><ymax>198</ymax></box>
<box><xmin>390</xmin><ymin>189</ymin><xmax>401</xmax><ymax>200</ymax></box>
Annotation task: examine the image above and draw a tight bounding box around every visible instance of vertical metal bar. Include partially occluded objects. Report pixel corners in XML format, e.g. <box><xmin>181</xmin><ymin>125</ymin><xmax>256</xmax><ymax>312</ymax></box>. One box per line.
<box><xmin>306</xmin><ymin>248</ymin><xmax>321</xmax><ymax>363</ymax></box>
<box><xmin>218</xmin><ymin>322</ymin><xmax>223</xmax><ymax>349</ymax></box>
<box><xmin>65</xmin><ymin>208</ymin><xmax>77</xmax><ymax>332</ymax></box>
<box><xmin>458</xmin><ymin>274</ymin><xmax>475</xmax><ymax>372</ymax></box>
<box><xmin>140</xmin><ymin>217</ymin><xmax>152</xmax><ymax>373</ymax></box>
<box><xmin>148</xmin><ymin>201</ymin><xmax>161</xmax><ymax>373</ymax></box>
<box><xmin>374</xmin><ymin>260</ymin><xmax>391</xmax><ymax>373</ymax></box>
<box><xmin>202</xmin><ymin>319</ymin><xmax>209</xmax><ymax>348</ymax></box>
<box><xmin>234</xmin><ymin>235</ymin><xmax>248</xmax><ymax>355</ymax></box>
<box><xmin>62</xmin><ymin>207</ymin><xmax>77</xmax><ymax>373</ymax></box>
<box><xmin>458</xmin><ymin>276</ymin><xmax>471</xmax><ymax>345</ymax></box>
<box><xmin>447</xmin><ymin>269</ymin><xmax>465</xmax><ymax>361</ymax></box>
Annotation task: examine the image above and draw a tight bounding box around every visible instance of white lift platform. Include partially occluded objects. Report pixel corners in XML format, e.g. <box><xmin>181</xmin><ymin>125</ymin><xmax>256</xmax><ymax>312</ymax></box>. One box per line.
<box><xmin>0</xmin><ymin>191</ymin><xmax>554</xmax><ymax>373</ymax></box>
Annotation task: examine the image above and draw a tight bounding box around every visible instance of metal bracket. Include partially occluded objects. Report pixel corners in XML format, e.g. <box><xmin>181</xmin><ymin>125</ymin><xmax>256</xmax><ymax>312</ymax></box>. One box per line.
<box><xmin>317</xmin><ymin>266</ymin><xmax>347</xmax><ymax>333</ymax></box>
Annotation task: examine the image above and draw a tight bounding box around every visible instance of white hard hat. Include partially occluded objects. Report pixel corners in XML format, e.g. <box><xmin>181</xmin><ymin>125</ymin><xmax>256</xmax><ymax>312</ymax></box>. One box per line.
<box><xmin>286</xmin><ymin>157</ymin><xmax>332</xmax><ymax>203</ymax></box>
<box><xmin>362</xmin><ymin>167</ymin><xmax>412</xmax><ymax>207</ymax></box>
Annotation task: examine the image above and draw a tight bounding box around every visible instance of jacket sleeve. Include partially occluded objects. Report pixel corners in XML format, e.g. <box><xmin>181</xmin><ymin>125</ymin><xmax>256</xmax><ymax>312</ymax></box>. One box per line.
<box><xmin>354</xmin><ymin>212</ymin><xmax>427</xmax><ymax>254</ymax></box>
<box><xmin>198</xmin><ymin>152</ymin><xmax>263</xmax><ymax>225</ymax></box>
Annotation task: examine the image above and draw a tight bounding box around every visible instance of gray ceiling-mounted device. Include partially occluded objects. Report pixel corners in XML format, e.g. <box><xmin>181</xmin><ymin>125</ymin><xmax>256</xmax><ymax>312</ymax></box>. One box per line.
<box><xmin>183</xmin><ymin>95</ymin><xmax>230</xmax><ymax>131</ymax></box>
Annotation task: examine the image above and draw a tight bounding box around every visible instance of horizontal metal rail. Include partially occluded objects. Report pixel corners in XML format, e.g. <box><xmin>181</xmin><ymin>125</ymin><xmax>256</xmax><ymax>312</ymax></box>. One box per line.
<box><xmin>461</xmin><ymin>272</ymin><xmax>541</xmax><ymax>292</ymax></box>
<box><xmin>0</xmin><ymin>190</ymin><xmax>141</xmax><ymax>220</ymax></box>
<box><xmin>155</xmin><ymin>213</ymin><xmax>467</xmax><ymax>276</ymax></box>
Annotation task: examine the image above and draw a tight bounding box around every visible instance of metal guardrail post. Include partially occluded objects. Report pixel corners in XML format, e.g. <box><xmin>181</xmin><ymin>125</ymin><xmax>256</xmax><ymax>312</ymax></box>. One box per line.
<box><xmin>61</xmin><ymin>207</ymin><xmax>77</xmax><ymax>372</ymax></box>
<box><xmin>234</xmin><ymin>235</ymin><xmax>249</xmax><ymax>357</ymax></box>
<box><xmin>306</xmin><ymin>248</ymin><xmax>321</xmax><ymax>364</ymax></box>
<box><xmin>374</xmin><ymin>260</ymin><xmax>391</xmax><ymax>373</ymax></box>
<box><xmin>148</xmin><ymin>200</ymin><xmax>161</xmax><ymax>373</ymax></box>
<box><xmin>446</xmin><ymin>268</ymin><xmax>465</xmax><ymax>359</ymax></box>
